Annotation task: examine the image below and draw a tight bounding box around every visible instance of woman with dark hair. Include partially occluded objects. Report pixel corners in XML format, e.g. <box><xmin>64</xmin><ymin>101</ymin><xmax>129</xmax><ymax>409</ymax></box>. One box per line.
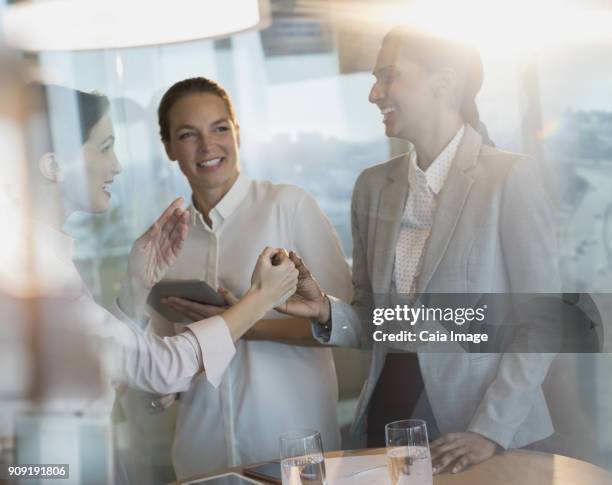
<box><xmin>25</xmin><ymin>83</ymin><xmax>117</xmax><ymax>214</ymax></box>
<box><xmin>370</xmin><ymin>26</ymin><xmax>495</xmax><ymax>151</ymax></box>
<box><xmin>20</xmin><ymin>82</ymin><xmax>297</xmax><ymax>400</ymax></box>
<box><xmin>278</xmin><ymin>25</ymin><xmax>560</xmax><ymax>474</ymax></box>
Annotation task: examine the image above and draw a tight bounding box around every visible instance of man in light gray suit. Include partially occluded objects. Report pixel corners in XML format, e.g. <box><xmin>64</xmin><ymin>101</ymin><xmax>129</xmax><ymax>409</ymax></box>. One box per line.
<box><xmin>278</xmin><ymin>25</ymin><xmax>560</xmax><ymax>475</ymax></box>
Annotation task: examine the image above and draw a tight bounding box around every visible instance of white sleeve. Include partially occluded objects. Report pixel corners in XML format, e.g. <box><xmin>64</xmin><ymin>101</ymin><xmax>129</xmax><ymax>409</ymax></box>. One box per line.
<box><xmin>78</xmin><ymin>295</ymin><xmax>234</xmax><ymax>392</ymax></box>
<box><xmin>187</xmin><ymin>316</ymin><xmax>236</xmax><ymax>387</ymax></box>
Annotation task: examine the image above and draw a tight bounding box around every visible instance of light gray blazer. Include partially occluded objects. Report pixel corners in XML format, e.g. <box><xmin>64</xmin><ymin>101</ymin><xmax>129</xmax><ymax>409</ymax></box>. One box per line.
<box><xmin>318</xmin><ymin>125</ymin><xmax>560</xmax><ymax>449</ymax></box>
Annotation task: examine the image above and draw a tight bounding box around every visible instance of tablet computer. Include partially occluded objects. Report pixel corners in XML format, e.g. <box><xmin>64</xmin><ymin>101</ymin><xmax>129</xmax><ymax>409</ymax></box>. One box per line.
<box><xmin>243</xmin><ymin>461</ymin><xmax>282</xmax><ymax>484</ymax></box>
<box><xmin>147</xmin><ymin>279</ymin><xmax>226</xmax><ymax>322</ymax></box>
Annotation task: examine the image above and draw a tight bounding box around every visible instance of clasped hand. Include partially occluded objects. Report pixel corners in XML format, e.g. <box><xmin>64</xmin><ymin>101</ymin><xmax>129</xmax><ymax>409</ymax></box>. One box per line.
<box><xmin>164</xmin><ymin>247</ymin><xmax>299</xmax><ymax>322</ymax></box>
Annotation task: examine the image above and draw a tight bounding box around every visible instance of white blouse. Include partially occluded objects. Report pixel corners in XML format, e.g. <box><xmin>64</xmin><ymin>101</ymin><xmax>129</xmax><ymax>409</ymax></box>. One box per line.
<box><xmin>146</xmin><ymin>174</ymin><xmax>352</xmax><ymax>479</ymax></box>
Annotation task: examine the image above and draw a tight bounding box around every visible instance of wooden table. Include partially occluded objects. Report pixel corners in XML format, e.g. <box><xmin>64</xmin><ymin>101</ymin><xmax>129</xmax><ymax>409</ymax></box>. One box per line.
<box><xmin>179</xmin><ymin>448</ymin><xmax>612</xmax><ymax>484</ymax></box>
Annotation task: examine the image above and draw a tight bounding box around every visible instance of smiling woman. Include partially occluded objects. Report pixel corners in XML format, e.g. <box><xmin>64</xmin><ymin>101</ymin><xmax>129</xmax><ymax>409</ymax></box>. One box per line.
<box><xmin>2</xmin><ymin>80</ymin><xmax>300</xmax><ymax>484</ymax></box>
<box><xmin>121</xmin><ymin>75</ymin><xmax>354</xmax><ymax>480</ymax></box>
<box><xmin>63</xmin><ymin>114</ymin><xmax>121</xmax><ymax>213</ymax></box>
<box><xmin>158</xmin><ymin>77</ymin><xmax>241</xmax><ymax>226</ymax></box>
<box><xmin>26</xmin><ymin>83</ymin><xmax>121</xmax><ymax>214</ymax></box>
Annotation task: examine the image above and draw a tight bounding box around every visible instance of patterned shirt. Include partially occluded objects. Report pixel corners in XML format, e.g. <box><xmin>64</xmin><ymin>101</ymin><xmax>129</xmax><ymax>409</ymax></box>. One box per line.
<box><xmin>393</xmin><ymin>125</ymin><xmax>465</xmax><ymax>293</ymax></box>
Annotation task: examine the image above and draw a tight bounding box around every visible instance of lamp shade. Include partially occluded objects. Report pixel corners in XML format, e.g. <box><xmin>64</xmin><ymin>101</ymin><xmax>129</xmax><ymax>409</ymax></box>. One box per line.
<box><xmin>3</xmin><ymin>0</ymin><xmax>269</xmax><ymax>51</ymax></box>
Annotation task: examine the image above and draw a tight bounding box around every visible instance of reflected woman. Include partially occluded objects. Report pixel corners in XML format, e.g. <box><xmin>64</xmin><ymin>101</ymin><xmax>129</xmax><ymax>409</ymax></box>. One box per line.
<box><xmin>19</xmin><ymin>82</ymin><xmax>297</xmax><ymax>400</ymax></box>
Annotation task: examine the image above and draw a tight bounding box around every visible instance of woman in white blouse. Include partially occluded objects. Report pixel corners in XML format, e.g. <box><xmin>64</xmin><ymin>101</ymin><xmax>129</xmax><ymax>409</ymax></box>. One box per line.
<box><xmin>119</xmin><ymin>77</ymin><xmax>352</xmax><ymax>480</ymax></box>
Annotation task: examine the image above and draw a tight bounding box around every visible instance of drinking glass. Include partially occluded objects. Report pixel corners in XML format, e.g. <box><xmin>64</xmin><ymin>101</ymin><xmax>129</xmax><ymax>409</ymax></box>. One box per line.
<box><xmin>280</xmin><ymin>429</ymin><xmax>327</xmax><ymax>485</ymax></box>
<box><xmin>385</xmin><ymin>419</ymin><xmax>433</xmax><ymax>485</ymax></box>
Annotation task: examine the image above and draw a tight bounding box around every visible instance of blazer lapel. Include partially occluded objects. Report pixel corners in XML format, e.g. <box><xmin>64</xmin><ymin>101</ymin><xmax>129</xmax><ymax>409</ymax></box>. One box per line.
<box><xmin>416</xmin><ymin>126</ymin><xmax>482</xmax><ymax>293</ymax></box>
<box><xmin>372</xmin><ymin>156</ymin><xmax>410</xmax><ymax>295</ymax></box>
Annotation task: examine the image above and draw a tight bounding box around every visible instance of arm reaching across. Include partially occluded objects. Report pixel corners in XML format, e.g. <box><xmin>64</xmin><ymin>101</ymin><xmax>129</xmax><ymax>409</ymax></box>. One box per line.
<box><xmin>107</xmin><ymin>246</ymin><xmax>297</xmax><ymax>392</ymax></box>
<box><xmin>165</xmin><ymin>285</ymin><xmax>322</xmax><ymax>346</ymax></box>
<box><xmin>164</xmin><ymin>251</ymin><xmax>320</xmax><ymax>346</ymax></box>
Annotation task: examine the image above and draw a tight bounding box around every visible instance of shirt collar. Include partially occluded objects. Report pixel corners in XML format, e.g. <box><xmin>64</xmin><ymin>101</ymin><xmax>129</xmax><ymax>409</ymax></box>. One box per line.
<box><xmin>190</xmin><ymin>173</ymin><xmax>252</xmax><ymax>228</ymax></box>
<box><xmin>408</xmin><ymin>124</ymin><xmax>465</xmax><ymax>195</ymax></box>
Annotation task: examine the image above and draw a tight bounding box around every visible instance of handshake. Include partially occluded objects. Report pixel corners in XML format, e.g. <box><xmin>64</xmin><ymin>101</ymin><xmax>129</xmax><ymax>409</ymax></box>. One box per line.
<box><xmin>124</xmin><ymin>200</ymin><xmax>330</xmax><ymax>326</ymax></box>
<box><xmin>150</xmin><ymin>247</ymin><xmax>331</xmax><ymax>413</ymax></box>
<box><xmin>162</xmin><ymin>247</ymin><xmax>331</xmax><ymax>326</ymax></box>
